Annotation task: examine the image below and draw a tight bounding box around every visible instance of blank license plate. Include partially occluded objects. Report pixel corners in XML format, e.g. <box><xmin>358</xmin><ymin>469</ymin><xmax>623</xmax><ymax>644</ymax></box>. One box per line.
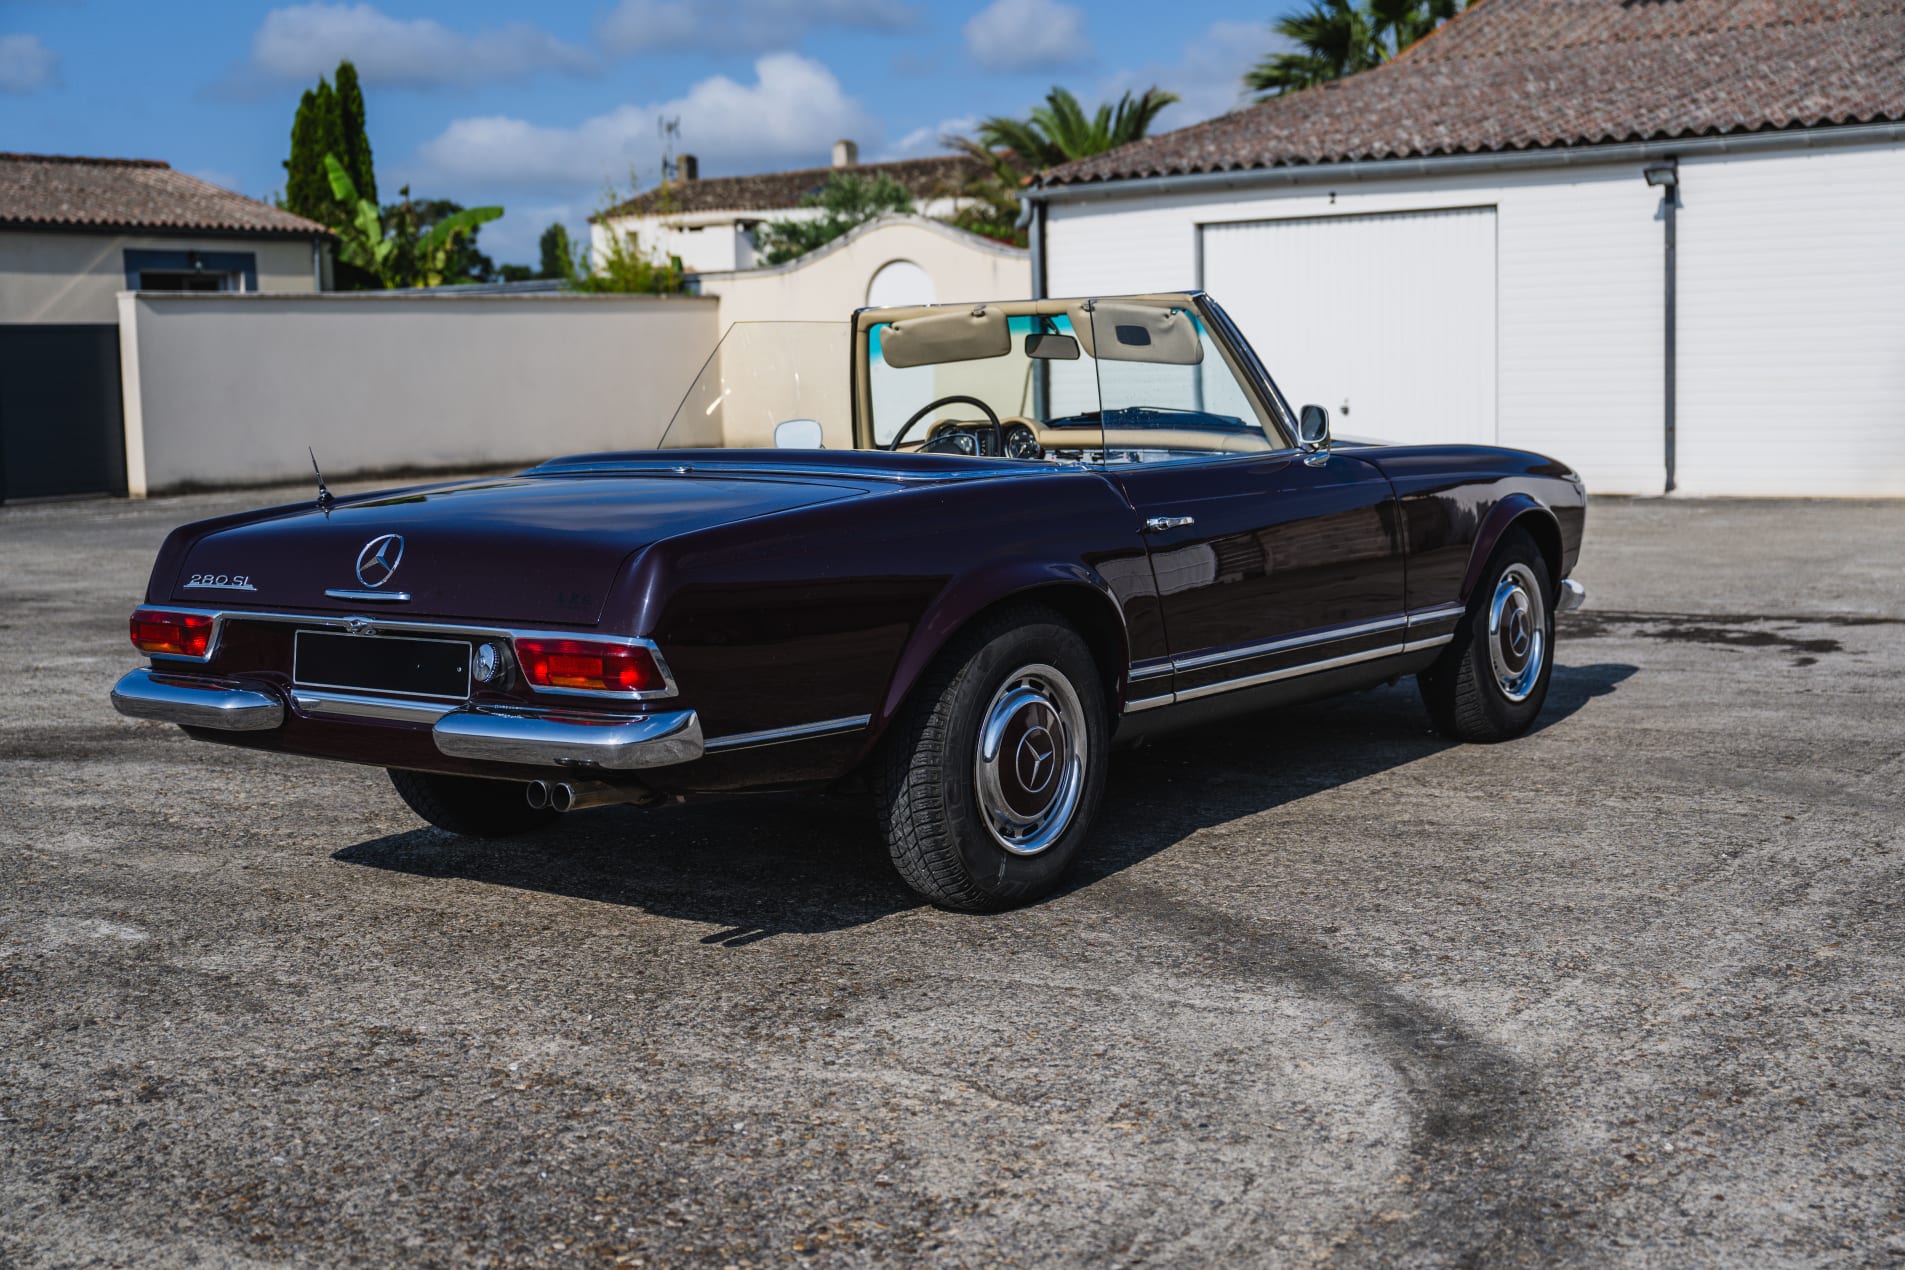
<box><xmin>294</xmin><ymin>631</ymin><xmax>472</xmax><ymax>699</ymax></box>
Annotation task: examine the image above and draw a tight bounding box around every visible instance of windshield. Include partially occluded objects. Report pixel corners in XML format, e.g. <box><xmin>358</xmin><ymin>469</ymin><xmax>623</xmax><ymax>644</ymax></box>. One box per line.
<box><xmin>654</xmin><ymin>296</ymin><xmax>1291</xmax><ymax>464</ymax></box>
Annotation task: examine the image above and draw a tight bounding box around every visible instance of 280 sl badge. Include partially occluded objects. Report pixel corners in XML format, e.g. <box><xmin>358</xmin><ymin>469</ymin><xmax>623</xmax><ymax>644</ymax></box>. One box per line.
<box><xmin>182</xmin><ymin>573</ymin><xmax>256</xmax><ymax>591</ymax></box>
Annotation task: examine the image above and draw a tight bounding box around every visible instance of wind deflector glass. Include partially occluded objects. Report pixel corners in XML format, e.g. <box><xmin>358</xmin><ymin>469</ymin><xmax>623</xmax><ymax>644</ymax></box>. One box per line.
<box><xmin>655</xmin><ymin>322</ymin><xmax>853</xmax><ymax>450</ymax></box>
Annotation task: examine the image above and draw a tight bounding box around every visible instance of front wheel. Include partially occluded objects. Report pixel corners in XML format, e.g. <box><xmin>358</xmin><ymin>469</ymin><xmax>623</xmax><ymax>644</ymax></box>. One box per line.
<box><xmin>874</xmin><ymin>610</ymin><xmax>1109</xmax><ymax>911</ymax></box>
<box><xmin>1418</xmin><ymin>528</ymin><xmax>1554</xmax><ymax>742</ymax></box>
<box><xmin>387</xmin><ymin>769</ymin><xmax>557</xmax><ymax>838</ymax></box>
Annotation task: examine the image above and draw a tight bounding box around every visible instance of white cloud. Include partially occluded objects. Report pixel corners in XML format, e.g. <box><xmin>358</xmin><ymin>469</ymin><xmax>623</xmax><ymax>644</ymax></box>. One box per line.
<box><xmin>964</xmin><ymin>0</ymin><xmax>1090</xmax><ymax>73</ymax></box>
<box><xmin>416</xmin><ymin>53</ymin><xmax>876</xmax><ymax>190</ymax></box>
<box><xmin>597</xmin><ymin>0</ymin><xmax>916</xmax><ymax>55</ymax></box>
<box><xmin>884</xmin><ymin>115</ymin><xmax>980</xmax><ymax>159</ymax></box>
<box><xmin>1099</xmin><ymin>20</ymin><xmax>1281</xmax><ymax>130</ymax></box>
<box><xmin>249</xmin><ymin>4</ymin><xmax>593</xmax><ymax>88</ymax></box>
<box><xmin>0</xmin><ymin>33</ymin><xmax>59</xmax><ymax>95</ymax></box>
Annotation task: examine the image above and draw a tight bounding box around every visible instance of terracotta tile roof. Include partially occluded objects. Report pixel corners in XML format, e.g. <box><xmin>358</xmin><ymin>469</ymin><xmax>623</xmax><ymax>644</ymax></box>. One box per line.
<box><xmin>0</xmin><ymin>152</ymin><xmax>330</xmax><ymax>236</ymax></box>
<box><xmin>594</xmin><ymin>153</ymin><xmax>993</xmax><ymax>220</ymax></box>
<box><xmin>1044</xmin><ymin>0</ymin><xmax>1905</xmax><ymax>185</ymax></box>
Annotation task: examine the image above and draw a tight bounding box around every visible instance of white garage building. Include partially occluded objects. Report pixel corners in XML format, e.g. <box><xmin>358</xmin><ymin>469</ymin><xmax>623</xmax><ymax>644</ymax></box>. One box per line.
<box><xmin>1024</xmin><ymin>0</ymin><xmax>1905</xmax><ymax>497</ymax></box>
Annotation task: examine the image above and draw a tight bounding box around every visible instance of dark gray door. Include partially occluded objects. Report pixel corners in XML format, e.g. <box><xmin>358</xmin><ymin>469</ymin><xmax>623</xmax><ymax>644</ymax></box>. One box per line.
<box><xmin>0</xmin><ymin>324</ymin><xmax>127</xmax><ymax>502</ymax></box>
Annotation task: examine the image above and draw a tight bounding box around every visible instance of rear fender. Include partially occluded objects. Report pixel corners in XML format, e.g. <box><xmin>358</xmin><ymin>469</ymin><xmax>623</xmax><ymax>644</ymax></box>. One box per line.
<box><xmin>865</xmin><ymin>562</ymin><xmax>1130</xmax><ymax>752</ymax></box>
<box><xmin>1459</xmin><ymin>494</ymin><xmax>1563</xmax><ymax>604</ymax></box>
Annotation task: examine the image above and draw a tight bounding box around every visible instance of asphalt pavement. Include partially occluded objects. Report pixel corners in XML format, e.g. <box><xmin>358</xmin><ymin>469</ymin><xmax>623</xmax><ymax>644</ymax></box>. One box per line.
<box><xmin>2</xmin><ymin>485</ymin><xmax>1901</xmax><ymax>1267</ymax></box>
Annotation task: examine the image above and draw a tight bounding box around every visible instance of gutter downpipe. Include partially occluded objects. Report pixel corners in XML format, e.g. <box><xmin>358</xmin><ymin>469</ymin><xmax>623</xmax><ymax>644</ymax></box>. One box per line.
<box><xmin>1015</xmin><ymin>193</ymin><xmax>1049</xmax><ymax>415</ymax></box>
<box><xmin>1661</xmin><ymin>167</ymin><xmax>1678</xmax><ymax>494</ymax></box>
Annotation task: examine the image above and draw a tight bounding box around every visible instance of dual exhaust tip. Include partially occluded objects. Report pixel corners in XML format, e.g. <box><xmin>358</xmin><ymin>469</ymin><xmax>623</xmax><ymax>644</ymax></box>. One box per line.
<box><xmin>525</xmin><ymin>778</ymin><xmax>647</xmax><ymax>813</ymax></box>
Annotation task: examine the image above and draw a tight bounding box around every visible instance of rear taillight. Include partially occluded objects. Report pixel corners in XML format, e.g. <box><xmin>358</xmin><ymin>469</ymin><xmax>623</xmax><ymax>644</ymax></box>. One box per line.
<box><xmin>130</xmin><ymin>608</ymin><xmax>215</xmax><ymax>659</ymax></box>
<box><xmin>514</xmin><ymin>637</ymin><xmax>667</xmax><ymax>695</ymax></box>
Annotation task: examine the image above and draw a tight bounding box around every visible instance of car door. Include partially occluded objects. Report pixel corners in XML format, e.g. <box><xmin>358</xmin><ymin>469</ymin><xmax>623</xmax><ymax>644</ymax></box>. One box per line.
<box><xmin>1082</xmin><ymin>297</ymin><xmax>1406</xmax><ymax>702</ymax></box>
<box><xmin>1114</xmin><ymin>450</ymin><xmax>1406</xmax><ymax>700</ymax></box>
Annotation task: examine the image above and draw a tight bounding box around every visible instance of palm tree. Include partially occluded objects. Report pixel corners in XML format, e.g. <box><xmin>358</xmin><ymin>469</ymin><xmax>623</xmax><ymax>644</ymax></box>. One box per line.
<box><xmin>967</xmin><ymin>86</ymin><xmax>1181</xmax><ymax>170</ymax></box>
<box><xmin>1245</xmin><ymin>0</ymin><xmax>1468</xmax><ymax>97</ymax></box>
<box><xmin>943</xmin><ymin>85</ymin><xmax>1180</xmax><ymax>245</ymax></box>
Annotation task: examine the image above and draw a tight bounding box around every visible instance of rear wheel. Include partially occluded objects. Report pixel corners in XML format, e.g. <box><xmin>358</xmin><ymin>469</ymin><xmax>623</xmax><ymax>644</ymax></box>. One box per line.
<box><xmin>387</xmin><ymin>769</ymin><xmax>556</xmax><ymax>837</ymax></box>
<box><xmin>1418</xmin><ymin>528</ymin><xmax>1554</xmax><ymax>742</ymax></box>
<box><xmin>875</xmin><ymin>609</ymin><xmax>1109</xmax><ymax>911</ymax></box>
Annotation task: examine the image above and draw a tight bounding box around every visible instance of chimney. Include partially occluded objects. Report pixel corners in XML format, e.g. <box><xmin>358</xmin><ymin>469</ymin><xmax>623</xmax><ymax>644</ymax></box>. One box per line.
<box><xmin>832</xmin><ymin>139</ymin><xmax>859</xmax><ymax>168</ymax></box>
<box><xmin>676</xmin><ymin>153</ymin><xmax>698</xmax><ymax>182</ymax></box>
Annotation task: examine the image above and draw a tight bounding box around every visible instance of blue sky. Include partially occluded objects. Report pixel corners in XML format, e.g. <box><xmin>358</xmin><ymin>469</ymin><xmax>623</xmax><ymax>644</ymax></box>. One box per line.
<box><xmin>1</xmin><ymin>1</ymin><xmax>1301</xmax><ymax>262</ymax></box>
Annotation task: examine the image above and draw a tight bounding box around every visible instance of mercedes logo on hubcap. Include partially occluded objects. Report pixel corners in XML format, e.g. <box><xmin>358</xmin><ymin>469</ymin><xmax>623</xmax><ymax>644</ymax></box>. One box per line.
<box><xmin>1507</xmin><ymin>607</ymin><xmax>1530</xmax><ymax>657</ymax></box>
<box><xmin>1015</xmin><ymin>725</ymin><xmax>1057</xmax><ymax>794</ymax></box>
<box><xmin>355</xmin><ymin>534</ymin><xmax>405</xmax><ymax>588</ymax></box>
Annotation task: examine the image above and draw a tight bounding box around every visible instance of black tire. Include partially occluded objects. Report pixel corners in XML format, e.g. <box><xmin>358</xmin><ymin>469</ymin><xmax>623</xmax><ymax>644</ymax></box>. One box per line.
<box><xmin>874</xmin><ymin>607</ymin><xmax>1110</xmax><ymax>911</ymax></box>
<box><xmin>387</xmin><ymin>768</ymin><xmax>557</xmax><ymax>838</ymax></box>
<box><xmin>1418</xmin><ymin>527</ymin><xmax>1555</xmax><ymax>742</ymax></box>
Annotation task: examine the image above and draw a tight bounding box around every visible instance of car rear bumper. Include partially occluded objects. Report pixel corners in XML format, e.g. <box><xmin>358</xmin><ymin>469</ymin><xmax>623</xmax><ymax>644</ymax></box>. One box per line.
<box><xmin>110</xmin><ymin>668</ymin><xmax>703</xmax><ymax>770</ymax></box>
<box><xmin>1557</xmin><ymin>578</ymin><xmax>1587</xmax><ymax>613</ymax></box>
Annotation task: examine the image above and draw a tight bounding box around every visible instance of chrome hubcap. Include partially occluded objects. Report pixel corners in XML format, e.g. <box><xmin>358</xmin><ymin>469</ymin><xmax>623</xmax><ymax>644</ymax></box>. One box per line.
<box><xmin>975</xmin><ymin>664</ymin><xmax>1086</xmax><ymax>857</ymax></box>
<box><xmin>1487</xmin><ymin>562</ymin><xmax>1547</xmax><ymax>703</ymax></box>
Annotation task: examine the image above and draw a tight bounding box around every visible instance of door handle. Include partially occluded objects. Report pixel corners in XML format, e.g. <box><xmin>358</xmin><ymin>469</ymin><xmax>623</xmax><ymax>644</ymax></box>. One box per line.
<box><xmin>1143</xmin><ymin>515</ymin><xmax>1195</xmax><ymax>533</ymax></box>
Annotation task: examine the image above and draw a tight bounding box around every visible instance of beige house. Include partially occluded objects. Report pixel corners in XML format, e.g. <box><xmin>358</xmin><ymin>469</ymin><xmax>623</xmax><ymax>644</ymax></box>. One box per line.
<box><xmin>0</xmin><ymin>152</ymin><xmax>330</xmax><ymax>500</ymax></box>
<box><xmin>590</xmin><ymin>141</ymin><xmax>993</xmax><ymax>275</ymax></box>
<box><xmin>0</xmin><ymin>152</ymin><xmax>330</xmax><ymax>325</ymax></box>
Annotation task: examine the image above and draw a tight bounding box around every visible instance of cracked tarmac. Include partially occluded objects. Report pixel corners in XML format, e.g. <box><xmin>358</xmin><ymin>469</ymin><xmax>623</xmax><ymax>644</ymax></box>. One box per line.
<box><xmin>2</xmin><ymin>487</ymin><xmax>1902</xmax><ymax>1266</ymax></box>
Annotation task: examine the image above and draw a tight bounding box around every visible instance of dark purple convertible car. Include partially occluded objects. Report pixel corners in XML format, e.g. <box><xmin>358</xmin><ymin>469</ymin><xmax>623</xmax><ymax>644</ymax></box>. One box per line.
<box><xmin>112</xmin><ymin>292</ymin><xmax>1585</xmax><ymax>909</ymax></box>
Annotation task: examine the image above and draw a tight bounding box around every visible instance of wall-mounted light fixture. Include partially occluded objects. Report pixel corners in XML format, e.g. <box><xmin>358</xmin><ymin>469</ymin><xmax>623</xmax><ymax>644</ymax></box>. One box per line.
<box><xmin>1643</xmin><ymin>163</ymin><xmax>1679</xmax><ymax>189</ymax></box>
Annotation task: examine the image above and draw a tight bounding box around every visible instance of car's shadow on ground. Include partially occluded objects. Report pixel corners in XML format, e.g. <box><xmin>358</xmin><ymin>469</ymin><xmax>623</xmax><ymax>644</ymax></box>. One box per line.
<box><xmin>333</xmin><ymin>661</ymin><xmax>1635</xmax><ymax>940</ymax></box>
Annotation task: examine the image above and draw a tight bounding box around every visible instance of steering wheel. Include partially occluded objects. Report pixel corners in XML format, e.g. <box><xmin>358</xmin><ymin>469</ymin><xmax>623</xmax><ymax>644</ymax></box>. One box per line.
<box><xmin>886</xmin><ymin>394</ymin><xmax>1002</xmax><ymax>454</ymax></box>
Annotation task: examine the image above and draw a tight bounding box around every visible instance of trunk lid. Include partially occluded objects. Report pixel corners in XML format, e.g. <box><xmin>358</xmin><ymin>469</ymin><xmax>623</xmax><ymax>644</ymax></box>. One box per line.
<box><xmin>170</xmin><ymin>471</ymin><xmax>867</xmax><ymax>625</ymax></box>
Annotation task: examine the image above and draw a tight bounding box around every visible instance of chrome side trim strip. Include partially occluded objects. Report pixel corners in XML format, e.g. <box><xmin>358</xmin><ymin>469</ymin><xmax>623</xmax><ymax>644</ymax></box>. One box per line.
<box><xmin>1402</xmin><ymin>633</ymin><xmax>1457</xmax><ymax>653</ymax></box>
<box><xmin>1173</xmin><ymin>640</ymin><xmax>1425</xmax><ymax>703</ymax></box>
<box><xmin>1169</xmin><ymin>614</ymin><xmax>1409</xmax><ymax>673</ymax></box>
<box><xmin>433</xmin><ymin>707</ymin><xmax>703</xmax><ymax>770</ymax></box>
<box><xmin>323</xmin><ymin>588</ymin><xmax>412</xmax><ymax>603</ymax></box>
<box><xmin>111</xmin><ymin>668</ymin><xmax>284</xmax><ymax>732</ymax></box>
<box><xmin>1123</xmin><ymin>693</ymin><xmax>1175</xmax><ymax>713</ymax></box>
<box><xmin>1407</xmin><ymin>602</ymin><xmax>1467</xmax><ymax>627</ymax></box>
<box><xmin>703</xmin><ymin>714</ymin><xmax>873</xmax><ymax>753</ymax></box>
<box><xmin>1127</xmin><ymin>660</ymin><xmax>1173</xmax><ymax>682</ymax></box>
<box><xmin>292</xmin><ymin>690</ymin><xmax>457</xmax><ymax>724</ymax></box>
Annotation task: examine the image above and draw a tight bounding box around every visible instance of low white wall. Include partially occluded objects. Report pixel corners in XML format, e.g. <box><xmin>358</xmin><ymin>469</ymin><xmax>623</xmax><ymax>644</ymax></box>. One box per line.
<box><xmin>118</xmin><ymin>291</ymin><xmax>719</xmax><ymax>496</ymax></box>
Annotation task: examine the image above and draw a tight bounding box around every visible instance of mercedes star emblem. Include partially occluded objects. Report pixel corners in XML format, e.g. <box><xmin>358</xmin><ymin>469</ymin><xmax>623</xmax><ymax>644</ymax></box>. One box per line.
<box><xmin>355</xmin><ymin>533</ymin><xmax>405</xmax><ymax>588</ymax></box>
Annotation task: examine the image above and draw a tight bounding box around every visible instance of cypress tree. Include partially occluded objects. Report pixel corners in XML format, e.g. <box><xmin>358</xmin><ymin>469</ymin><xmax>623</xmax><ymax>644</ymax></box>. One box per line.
<box><xmin>282</xmin><ymin>86</ymin><xmax>328</xmax><ymax>221</ymax></box>
<box><xmin>538</xmin><ymin>224</ymin><xmax>573</xmax><ymax>280</ymax></box>
<box><xmin>333</xmin><ymin>60</ymin><xmax>376</xmax><ymax>207</ymax></box>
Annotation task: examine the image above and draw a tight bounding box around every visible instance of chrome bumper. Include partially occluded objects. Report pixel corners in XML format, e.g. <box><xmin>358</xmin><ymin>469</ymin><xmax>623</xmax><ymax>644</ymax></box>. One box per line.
<box><xmin>1557</xmin><ymin>578</ymin><xmax>1588</xmax><ymax>613</ymax></box>
<box><xmin>432</xmin><ymin>707</ymin><xmax>703</xmax><ymax>770</ymax></box>
<box><xmin>111</xmin><ymin>668</ymin><xmax>285</xmax><ymax>731</ymax></box>
<box><xmin>111</xmin><ymin>668</ymin><xmax>703</xmax><ymax>770</ymax></box>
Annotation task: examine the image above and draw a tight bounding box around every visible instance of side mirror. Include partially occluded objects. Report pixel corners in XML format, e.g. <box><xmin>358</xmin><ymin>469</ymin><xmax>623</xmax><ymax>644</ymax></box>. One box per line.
<box><xmin>1297</xmin><ymin>404</ymin><xmax>1330</xmax><ymax>449</ymax></box>
<box><xmin>773</xmin><ymin>418</ymin><xmax>825</xmax><ymax>449</ymax></box>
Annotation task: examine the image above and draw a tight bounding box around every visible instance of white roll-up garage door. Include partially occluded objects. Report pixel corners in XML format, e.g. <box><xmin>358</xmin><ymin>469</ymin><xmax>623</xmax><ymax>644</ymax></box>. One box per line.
<box><xmin>1201</xmin><ymin>207</ymin><xmax>1498</xmax><ymax>447</ymax></box>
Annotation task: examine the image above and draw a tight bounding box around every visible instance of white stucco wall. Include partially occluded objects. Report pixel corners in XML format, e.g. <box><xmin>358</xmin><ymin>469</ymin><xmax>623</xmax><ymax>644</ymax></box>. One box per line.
<box><xmin>0</xmin><ymin>231</ymin><xmax>320</xmax><ymax>324</ymax></box>
<box><xmin>117</xmin><ymin>291</ymin><xmax>719</xmax><ymax>496</ymax></box>
<box><xmin>697</xmin><ymin>214</ymin><xmax>1029</xmax><ymax>329</ymax></box>
<box><xmin>1044</xmin><ymin>140</ymin><xmax>1905</xmax><ymax>497</ymax></box>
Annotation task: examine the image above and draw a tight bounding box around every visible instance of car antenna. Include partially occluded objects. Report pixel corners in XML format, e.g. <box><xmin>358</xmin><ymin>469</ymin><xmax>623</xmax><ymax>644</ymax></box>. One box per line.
<box><xmin>309</xmin><ymin>446</ymin><xmax>335</xmax><ymax>517</ymax></box>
